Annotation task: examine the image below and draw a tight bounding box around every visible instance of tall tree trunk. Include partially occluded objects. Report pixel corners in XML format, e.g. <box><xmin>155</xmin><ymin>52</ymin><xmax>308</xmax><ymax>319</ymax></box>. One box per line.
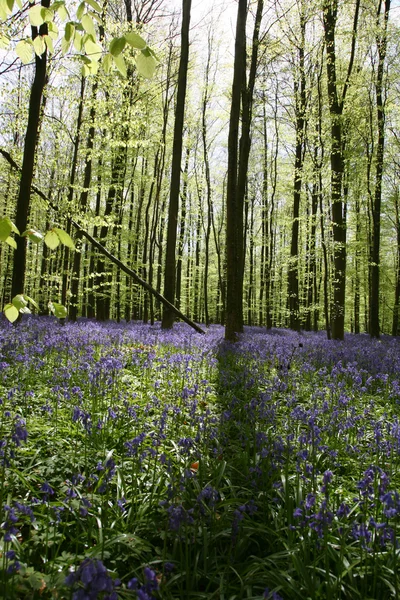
<box><xmin>354</xmin><ymin>195</ymin><xmax>361</xmax><ymax>334</ymax></box>
<box><xmin>370</xmin><ymin>0</ymin><xmax>390</xmax><ymax>338</ymax></box>
<box><xmin>162</xmin><ymin>0</ymin><xmax>192</xmax><ymax>329</ymax></box>
<box><xmin>393</xmin><ymin>189</ymin><xmax>400</xmax><ymax>336</ymax></box>
<box><xmin>323</xmin><ymin>0</ymin><xmax>360</xmax><ymax>339</ymax></box>
<box><xmin>225</xmin><ymin>0</ymin><xmax>248</xmax><ymax>341</ymax></box>
<box><xmin>175</xmin><ymin>145</ymin><xmax>189</xmax><ymax>310</ymax></box>
<box><xmin>69</xmin><ymin>81</ymin><xmax>98</xmax><ymax>321</ymax></box>
<box><xmin>61</xmin><ymin>76</ymin><xmax>86</xmax><ymax>307</ymax></box>
<box><xmin>201</xmin><ymin>30</ymin><xmax>215</xmax><ymax>326</ymax></box>
<box><xmin>246</xmin><ymin>195</ymin><xmax>255</xmax><ymax>325</ymax></box>
<box><xmin>11</xmin><ymin>0</ymin><xmax>50</xmax><ymax>299</ymax></box>
<box><xmin>288</xmin><ymin>4</ymin><xmax>306</xmax><ymax>332</ymax></box>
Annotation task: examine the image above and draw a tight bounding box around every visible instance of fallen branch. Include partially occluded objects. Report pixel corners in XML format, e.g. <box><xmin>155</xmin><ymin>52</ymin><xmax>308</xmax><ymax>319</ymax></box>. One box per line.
<box><xmin>1</xmin><ymin>148</ymin><xmax>205</xmax><ymax>334</ymax></box>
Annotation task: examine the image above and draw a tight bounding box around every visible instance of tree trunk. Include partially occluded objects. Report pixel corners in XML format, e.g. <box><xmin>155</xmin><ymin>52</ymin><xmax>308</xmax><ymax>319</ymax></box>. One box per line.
<box><xmin>162</xmin><ymin>0</ymin><xmax>192</xmax><ymax>329</ymax></box>
<box><xmin>323</xmin><ymin>0</ymin><xmax>360</xmax><ymax>339</ymax></box>
<box><xmin>11</xmin><ymin>0</ymin><xmax>50</xmax><ymax>299</ymax></box>
<box><xmin>370</xmin><ymin>0</ymin><xmax>390</xmax><ymax>338</ymax></box>
<box><xmin>61</xmin><ymin>76</ymin><xmax>86</xmax><ymax>307</ymax></box>
<box><xmin>225</xmin><ymin>0</ymin><xmax>248</xmax><ymax>341</ymax></box>
<box><xmin>175</xmin><ymin>145</ymin><xmax>189</xmax><ymax>310</ymax></box>
<box><xmin>69</xmin><ymin>80</ymin><xmax>98</xmax><ymax>321</ymax></box>
<box><xmin>393</xmin><ymin>190</ymin><xmax>400</xmax><ymax>336</ymax></box>
<box><xmin>288</xmin><ymin>5</ymin><xmax>306</xmax><ymax>332</ymax></box>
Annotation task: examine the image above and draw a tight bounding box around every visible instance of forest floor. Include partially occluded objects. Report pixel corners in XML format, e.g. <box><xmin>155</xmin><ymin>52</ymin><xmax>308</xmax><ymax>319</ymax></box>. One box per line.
<box><xmin>0</xmin><ymin>317</ymin><xmax>399</xmax><ymax>599</ymax></box>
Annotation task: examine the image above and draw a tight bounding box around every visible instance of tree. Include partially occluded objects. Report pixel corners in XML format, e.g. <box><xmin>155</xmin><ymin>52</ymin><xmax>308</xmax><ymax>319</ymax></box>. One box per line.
<box><xmin>11</xmin><ymin>0</ymin><xmax>50</xmax><ymax>302</ymax></box>
<box><xmin>225</xmin><ymin>0</ymin><xmax>248</xmax><ymax>341</ymax></box>
<box><xmin>370</xmin><ymin>0</ymin><xmax>390</xmax><ymax>338</ymax></box>
<box><xmin>162</xmin><ymin>0</ymin><xmax>192</xmax><ymax>329</ymax></box>
<box><xmin>287</xmin><ymin>0</ymin><xmax>307</xmax><ymax>332</ymax></box>
<box><xmin>322</xmin><ymin>0</ymin><xmax>360</xmax><ymax>340</ymax></box>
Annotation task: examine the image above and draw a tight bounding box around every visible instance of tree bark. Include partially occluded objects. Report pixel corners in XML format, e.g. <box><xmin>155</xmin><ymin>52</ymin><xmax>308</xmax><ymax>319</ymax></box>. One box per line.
<box><xmin>288</xmin><ymin>4</ymin><xmax>306</xmax><ymax>332</ymax></box>
<box><xmin>225</xmin><ymin>0</ymin><xmax>248</xmax><ymax>341</ymax></box>
<box><xmin>11</xmin><ymin>0</ymin><xmax>50</xmax><ymax>299</ymax></box>
<box><xmin>162</xmin><ymin>0</ymin><xmax>192</xmax><ymax>329</ymax></box>
<box><xmin>370</xmin><ymin>0</ymin><xmax>390</xmax><ymax>338</ymax></box>
<box><xmin>323</xmin><ymin>0</ymin><xmax>360</xmax><ymax>339</ymax></box>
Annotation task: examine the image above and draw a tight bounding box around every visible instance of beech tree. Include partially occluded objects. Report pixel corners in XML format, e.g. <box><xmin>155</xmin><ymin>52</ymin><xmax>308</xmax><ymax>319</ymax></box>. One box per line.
<box><xmin>162</xmin><ymin>0</ymin><xmax>191</xmax><ymax>329</ymax></box>
<box><xmin>322</xmin><ymin>0</ymin><xmax>361</xmax><ymax>340</ymax></box>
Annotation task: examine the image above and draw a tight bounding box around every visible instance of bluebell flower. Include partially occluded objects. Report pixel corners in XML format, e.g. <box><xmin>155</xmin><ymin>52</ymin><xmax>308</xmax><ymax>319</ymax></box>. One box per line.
<box><xmin>41</xmin><ymin>481</ymin><xmax>54</xmax><ymax>496</ymax></box>
<box><xmin>127</xmin><ymin>567</ymin><xmax>159</xmax><ymax>599</ymax></box>
<box><xmin>263</xmin><ymin>587</ymin><xmax>283</xmax><ymax>599</ymax></box>
<box><xmin>65</xmin><ymin>557</ymin><xmax>119</xmax><ymax>599</ymax></box>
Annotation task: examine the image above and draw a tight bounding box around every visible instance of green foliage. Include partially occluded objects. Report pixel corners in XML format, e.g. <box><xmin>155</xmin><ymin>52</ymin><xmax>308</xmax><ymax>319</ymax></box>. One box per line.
<box><xmin>48</xmin><ymin>300</ymin><xmax>67</xmax><ymax>318</ymax></box>
<box><xmin>1</xmin><ymin>0</ymin><xmax>157</xmax><ymax>79</ymax></box>
<box><xmin>135</xmin><ymin>47</ymin><xmax>158</xmax><ymax>79</ymax></box>
<box><xmin>3</xmin><ymin>294</ymin><xmax>39</xmax><ymax>322</ymax></box>
<box><xmin>1</xmin><ymin>222</ymin><xmax>73</xmax><ymax>321</ymax></box>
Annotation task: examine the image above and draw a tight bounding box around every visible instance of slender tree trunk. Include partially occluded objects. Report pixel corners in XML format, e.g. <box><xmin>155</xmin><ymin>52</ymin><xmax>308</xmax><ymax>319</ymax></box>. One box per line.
<box><xmin>393</xmin><ymin>190</ymin><xmax>400</xmax><ymax>336</ymax></box>
<box><xmin>288</xmin><ymin>5</ymin><xmax>306</xmax><ymax>331</ymax></box>
<box><xmin>225</xmin><ymin>0</ymin><xmax>248</xmax><ymax>341</ymax></box>
<box><xmin>176</xmin><ymin>145</ymin><xmax>189</xmax><ymax>310</ymax></box>
<box><xmin>61</xmin><ymin>76</ymin><xmax>86</xmax><ymax>307</ymax></box>
<box><xmin>162</xmin><ymin>0</ymin><xmax>192</xmax><ymax>329</ymax></box>
<box><xmin>201</xmin><ymin>32</ymin><xmax>215</xmax><ymax>326</ymax></box>
<box><xmin>354</xmin><ymin>195</ymin><xmax>361</xmax><ymax>333</ymax></box>
<box><xmin>69</xmin><ymin>81</ymin><xmax>98</xmax><ymax>321</ymax></box>
<box><xmin>323</xmin><ymin>0</ymin><xmax>360</xmax><ymax>339</ymax></box>
<box><xmin>11</xmin><ymin>0</ymin><xmax>50</xmax><ymax>299</ymax></box>
<box><xmin>370</xmin><ymin>0</ymin><xmax>390</xmax><ymax>338</ymax></box>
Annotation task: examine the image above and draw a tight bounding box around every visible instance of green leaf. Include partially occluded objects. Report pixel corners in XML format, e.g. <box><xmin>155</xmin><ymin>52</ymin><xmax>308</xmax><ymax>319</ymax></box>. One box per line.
<box><xmin>22</xmin><ymin>228</ymin><xmax>44</xmax><ymax>243</ymax></box>
<box><xmin>113</xmin><ymin>53</ymin><xmax>127</xmax><ymax>77</ymax></box>
<box><xmin>29</xmin><ymin>4</ymin><xmax>44</xmax><ymax>26</ymax></box>
<box><xmin>81</xmin><ymin>13</ymin><xmax>96</xmax><ymax>38</ymax></box>
<box><xmin>1</xmin><ymin>0</ymin><xmax>12</xmax><ymax>14</ymax></box>
<box><xmin>41</xmin><ymin>7</ymin><xmax>54</xmax><ymax>22</ymax></box>
<box><xmin>48</xmin><ymin>301</ymin><xmax>67</xmax><ymax>319</ymax></box>
<box><xmin>84</xmin><ymin>38</ymin><xmax>102</xmax><ymax>61</ymax></box>
<box><xmin>73</xmin><ymin>31</ymin><xmax>83</xmax><ymax>51</ymax></box>
<box><xmin>0</xmin><ymin>34</ymin><xmax>10</xmax><ymax>50</ymax></box>
<box><xmin>65</xmin><ymin>21</ymin><xmax>75</xmax><ymax>41</ymax></box>
<box><xmin>5</xmin><ymin>237</ymin><xmax>16</xmax><ymax>249</ymax></box>
<box><xmin>12</xmin><ymin>294</ymin><xmax>28</xmax><ymax>310</ymax></box>
<box><xmin>0</xmin><ymin>217</ymin><xmax>12</xmax><ymax>242</ymax></box>
<box><xmin>102</xmin><ymin>52</ymin><xmax>112</xmax><ymax>73</ymax></box>
<box><xmin>15</xmin><ymin>39</ymin><xmax>33</xmax><ymax>64</ymax></box>
<box><xmin>48</xmin><ymin>20</ymin><xmax>59</xmax><ymax>39</ymax></box>
<box><xmin>88</xmin><ymin>10</ymin><xmax>102</xmax><ymax>24</ymax></box>
<box><xmin>44</xmin><ymin>35</ymin><xmax>54</xmax><ymax>54</ymax></box>
<box><xmin>76</xmin><ymin>1</ymin><xmax>85</xmax><ymax>20</ymax></box>
<box><xmin>124</xmin><ymin>32</ymin><xmax>146</xmax><ymax>50</ymax></box>
<box><xmin>4</xmin><ymin>303</ymin><xmax>19</xmax><ymax>323</ymax></box>
<box><xmin>54</xmin><ymin>228</ymin><xmax>75</xmax><ymax>249</ymax></box>
<box><xmin>135</xmin><ymin>47</ymin><xmax>157</xmax><ymax>79</ymax></box>
<box><xmin>0</xmin><ymin>0</ymin><xmax>8</xmax><ymax>18</ymax></box>
<box><xmin>10</xmin><ymin>221</ymin><xmax>20</xmax><ymax>235</ymax></box>
<box><xmin>61</xmin><ymin>35</ymin><xmax>71</xmax><ymax>54</ymax></box>
<box><xmin>109</xmin><ymin>36</ymin><xmax>125</xmax><ymax>57</ymax></box>
<box><xmin>57</xmin><ymin>2</ymin><xmax>68</xmax><ymax>20</ymax></box>
<box><xmin>44</xmin><ymin>230</ymin><xmax>60</xmax><ymax>250</ymax></box>
<box><xmin>85</xmin><ymin>0</ymin><xmax>101</xmax><ymax>12</ymax></box>
<box><xmin>23</xmin><ymin>295</ymin><xmax>39</xmax><ymax>310</ymax></box>
<box><xmin>51</xmin><ymin>0</ymin><xmax>68</xmax><ymax>13</ymax></box>
<box><xmin>33</xmin><ymin>35</ymin><xmax>46</xmax><ymax>56</ymax></box>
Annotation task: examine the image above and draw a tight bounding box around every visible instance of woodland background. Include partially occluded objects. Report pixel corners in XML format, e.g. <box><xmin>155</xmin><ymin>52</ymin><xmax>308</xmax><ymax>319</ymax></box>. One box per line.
<box><xmin>0</xmin><ymin>0</ymin><xmax>398</xmax><ymax>341</ymax></box>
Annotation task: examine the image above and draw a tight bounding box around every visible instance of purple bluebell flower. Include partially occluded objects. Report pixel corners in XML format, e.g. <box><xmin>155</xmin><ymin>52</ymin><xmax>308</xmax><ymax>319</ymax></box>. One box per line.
<box><xmin>65</xmin><ymin>557</ymin><xmax>119</xmax><ymax>599</ymax></box>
